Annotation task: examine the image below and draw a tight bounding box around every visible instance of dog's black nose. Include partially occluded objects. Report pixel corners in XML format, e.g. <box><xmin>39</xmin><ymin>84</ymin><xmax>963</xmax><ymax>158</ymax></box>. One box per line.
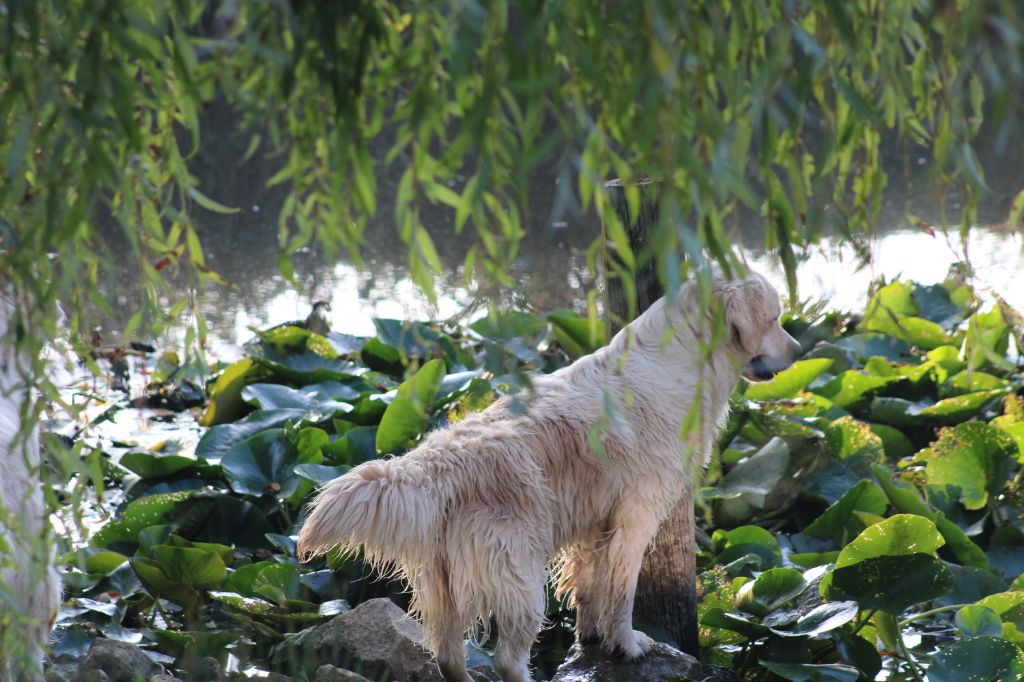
<box><xmin>750</xmin><ymin>355</ymin><xmax>776</xmax><ymax>380</ymax></box>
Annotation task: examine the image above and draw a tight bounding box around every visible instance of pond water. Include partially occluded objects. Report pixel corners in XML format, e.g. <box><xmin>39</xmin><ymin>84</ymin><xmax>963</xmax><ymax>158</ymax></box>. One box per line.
<box><xmin>95</xmin><ymin>104</ymin><xmax>1024</xmax><ymax>360</ymax></box>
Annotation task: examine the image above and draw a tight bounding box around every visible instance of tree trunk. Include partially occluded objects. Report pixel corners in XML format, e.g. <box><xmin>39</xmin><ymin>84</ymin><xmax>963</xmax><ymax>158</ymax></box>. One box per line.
<box><xmin>603</xmin><ymin>179</ymin><xmax>699</xmax><ymax>656</ymax></box>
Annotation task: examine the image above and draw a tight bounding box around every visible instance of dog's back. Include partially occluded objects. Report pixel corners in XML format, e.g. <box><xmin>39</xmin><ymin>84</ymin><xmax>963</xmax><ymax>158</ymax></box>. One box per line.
<box><xmin>0</xmin><ymin>297</ymin><xmax>60</xmax><ymax>681</ymax></box>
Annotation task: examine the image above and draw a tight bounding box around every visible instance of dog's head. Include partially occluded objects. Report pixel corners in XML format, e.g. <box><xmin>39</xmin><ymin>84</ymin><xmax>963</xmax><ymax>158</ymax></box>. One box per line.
<box><xmin>713</xmin><ymin>269</ymin><xmax>801</xmax><ymax>381</ymax></box>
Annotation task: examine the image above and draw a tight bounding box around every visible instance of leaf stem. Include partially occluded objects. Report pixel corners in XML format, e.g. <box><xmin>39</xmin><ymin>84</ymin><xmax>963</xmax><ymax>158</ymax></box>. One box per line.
<box><xmin>896</xmin><ymin>625</ymin><xmax>926</xmax><ymax>682</ymax></box>
<box><xmin>898</xmin><ymin>603</ymin><xmax>968</xmax><ymax>628</ymax></box>
<box><xmin>851</xmin><ymin>608</ymin><xmax>877</xmax><ymax>638</ymax></box>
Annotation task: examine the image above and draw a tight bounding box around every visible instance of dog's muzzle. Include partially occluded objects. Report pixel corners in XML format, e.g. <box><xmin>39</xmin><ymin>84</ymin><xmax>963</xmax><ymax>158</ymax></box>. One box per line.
<box><xmin>745</xmin><ymin>334</ymin><xmax>802</xmax><ymax>381</ymax></box>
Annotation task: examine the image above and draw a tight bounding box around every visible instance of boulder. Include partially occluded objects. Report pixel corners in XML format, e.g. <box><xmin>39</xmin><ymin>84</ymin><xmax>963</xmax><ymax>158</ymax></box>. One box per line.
<box><xmin>302</xmin><ymin>598</ymin><xmax>444</xmax><ymax>682</ymax></box>
<box><xmin>315</xmin><ymin>666</ymin><xmax>374</xmax><ymax>682</ymax></box>
<box><xmin>550</xmin><ymin>641</ymin><xmax>725</xmax><ymax>682</ymax></box>
<box><xmin>74</xmin><ymin>638</ymin><xmax>163</xmax><ymax>682</ymax></box>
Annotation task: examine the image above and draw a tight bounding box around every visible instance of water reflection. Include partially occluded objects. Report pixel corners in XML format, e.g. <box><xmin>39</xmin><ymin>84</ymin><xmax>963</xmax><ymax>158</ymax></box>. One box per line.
<box><xmin>95</xmin><ymin>104</ymin><xmax>1024</xmax><ymax>360</ymax></box>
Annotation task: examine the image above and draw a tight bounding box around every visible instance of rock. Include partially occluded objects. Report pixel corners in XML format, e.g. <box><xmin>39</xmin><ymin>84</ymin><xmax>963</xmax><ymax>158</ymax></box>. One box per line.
<box><xmin>315</xmin><ymin>665</ymin><xmax>374</xmax><ymax>682</ymax></box>
<box><xmin>74</xmin><ymin>638</ymin><xmax>163</xmax><ymax>682</ymax></box>
<box><xmin>44</xmin><ymin>671</ymin><xmax>69</xmax><ymax>682</ymax></box>
<box><xmin>468</xmin><ymin>666</ymin><xmax>501</xmax><ymax>681</ymax></box>
<box><xmin>302</xmin><ymin>598</ymin><xmax>444</xmax><ymax>681</ymax></box>
<box><xmin>179</xmin><ymin>656</ymin><xmax>223</xmax><ymax>681</ymax></box>
<box><xmin>550</xmin><ymin>642</ymin><xmax>706</xmax><ymax>682</ymax></box>
<box><xmin>149</xmin><ymin>676</ymin><xmax>185</xmax><ymax>682</ymax></box>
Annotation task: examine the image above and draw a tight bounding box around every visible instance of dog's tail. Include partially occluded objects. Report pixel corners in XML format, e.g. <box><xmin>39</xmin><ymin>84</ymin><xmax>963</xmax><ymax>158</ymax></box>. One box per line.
<box><xmin>296</xmin><ymin>456</ymin><xmax>444</xmax><ymax>569</ymax></box>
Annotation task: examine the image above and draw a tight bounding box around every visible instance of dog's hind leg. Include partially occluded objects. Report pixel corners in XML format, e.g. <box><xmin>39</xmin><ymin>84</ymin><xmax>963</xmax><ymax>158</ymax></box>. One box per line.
<box><xmin>446</xmin><ymin>504</ymin><xmax>548</xmax><ymax>682</ymax></box>
<box><xmin>413</xmin><ymin>562</ymin><xmax>473</xmax><ymax>682</ymax></box>
<box><xmin>434</xmin><ymin>614</ymin><xmax>473</xmax><ymax>682</ymax></box>
<box><xmin>596</xmin><ymin>504</ymin><xmax>659</xmax><ymax>659</ymax></box>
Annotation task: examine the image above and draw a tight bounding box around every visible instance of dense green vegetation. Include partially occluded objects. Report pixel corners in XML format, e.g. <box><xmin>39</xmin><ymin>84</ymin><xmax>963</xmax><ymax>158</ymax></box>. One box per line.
<box><xmin>52</xmin><ymin>271</ymin><xmax>1024</xmax><ymax>680</ymax></box>
<box><xmin>2</xmin><ymin>1</ymin><xmax>1023</xmax><ymax>358</ymax></box>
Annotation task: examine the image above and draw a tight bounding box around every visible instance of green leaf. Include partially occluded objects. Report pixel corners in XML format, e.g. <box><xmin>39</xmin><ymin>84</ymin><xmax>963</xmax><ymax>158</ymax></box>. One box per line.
<box><xmin>252</xmin><ymin>563</ymin><xmax>302</xmax><ymax>604</ymax></box>
<box><xmin>863</xmin><ymin>314</ymin><xmax>952</xmax><ymax>350</ymax></box>
<box><xmin>812</xmin><ymin>370</ymin><xmax>896</xmax><ymax>410</ymax></box>
<box><xmin>941</xmin><ymin>370</ymin><xmax>1009</xmax><ymax>398</ymax></box>
<box><xmin>130</xmin><ymin>556</ymin><xmax>200</xmax><ymax>610</ymax></box>
<box><xmin>758</xmin><ymin>660</ymin><xmax>860</xmax><ymax>682</ymax></box>
<box><xmin>976</xmin><ymin>591</ymin><xmax>1024</xmax><ymax>627</ymax></box>
<box><xmin>872</xmin><ymin>464</ymin><xmax>988</xmax><ymax>568</ymax></box>
<box><xmin>956</xmin><ymin>604</ymin><xmax>1004</xmax><ymax>638</ymax></box>
<box><xmin>926</xmin><ymin>636</ymin><xmax>1024</xmax><ymax>682</ymax></box>
<box><xmin>735</xmin><ymin>567</ymin><xmax>807</xmax><ymax>616</ymax></box>
<box><xmin>294</xmin><ymin>463</ymin><xmax>350</xmax><ymax>485</ymax></box>
<box><xmin>146</xmin><ymin>629</ymin><xmax>240</xmax><ymax>660</ymax></box>
<box><xmin>547</xmin><ymin>310</ymin><xmax>605</xmax><ymax>358</ymax></box>
<box><xmin>241</xmin><ymin>383</ymin><xmax>351</xmax><ymax>415</ymax></box>
<box><xmin>186</xmin><ymin>184</ymin><xmax>239</xmax><ymax>214</ymax></box>
<box><xmin>820</xmin><ymin>514</ymin><xmax>947</xmax><ymax>602</ymax></box>
<box><xmin>92</xmin><ymin>491</ymin><xmax>195</xmax><ymax>548</ymax></box>
<box><xmin>868</xmin><ymin>424</ymin><xmax>915</xmax><ymax>459</ymax></box>
<box><xmin>712</xmin><ymin>524</ymin><xmax>781</xmax><ymax>567</ymax></box>
<box><xmin>83</xmin><ymin>551</ymin><xmax>129</xmax><ymax>575</ymax></box>
<box><xmin>703</xmin><ymin>438</ymin><xmax>789</xmax><ymax>509</ymax></box>
<box><xmin>197</xmin><ymin>408</ymin><xmax>319</xmax><ymax>461</ymax></box>
<box><xmin>221</xmin><ymin>429</ymin><xmax>302</xmax><ymax>498</ymax></box>
<box><xmin>824</xmin><ymin>417</ymin><xmax>886</xmax><ymax>468</ymax></box>
<box><xmin>769</xmin><ymin>600</ymin><xmax>859</xmax><ymax>638</ymax></box>
<box><xmin>828</xmin><ymin>553</ymin><xmax>953</xmax><ymax>612</ymax></box>
<box><xmin>804</xmin><ymin>480</ymin><xmax>888</xmax><ymax>543</ymax></box>
<box><xmin>924</xmin><ymin>423</ymin><xmax>1015</xmax><ymax>510</ymax></box>
<box><xmin>200</xmin><ymin>358</ymin><xmax>268</xmax><ymax>426</ymax></box>
<box><xmin>835</xmin><ymin>333</ymin><xmax>911</xmax><ymax>362</ymax></box>
<box><xmin>119</xmin><ymin>452</ymin><xmax>201</xmax><ymax>479</ymax></box>
<box><xmin>151</xmin><ymin>544</ymin><xmax>227</xmax><ymax>589</ymax></box>
<box><xmin>913</xmin><ymin>283</ymin><xmax>964</xmax><ymax>328</ymax></box>
<box><xmin>376</xmin><ymin>358</ymin><xmax>446</xmax><ymax>454</ymax></box>
<box><xmin>745</xmin><ymin>358</ymin><xmax>833</xmax><ymax>401</ymax></box>
<box><xmin>833</xmin><ymin>514</ymin><xmax>946</xmax><ymax>566</ymax></box>
<box><xmin>915</xmin><ymin>389</ymin><xmax>1007</xmax><ymax>424</ymax></box>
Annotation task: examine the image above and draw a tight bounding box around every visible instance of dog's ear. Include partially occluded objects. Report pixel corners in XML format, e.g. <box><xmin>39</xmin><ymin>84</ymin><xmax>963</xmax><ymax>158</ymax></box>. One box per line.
<box><xmin>719</xmin><ymin>279</ymin><xmax>767</xmax><ymax>357</ymax></box>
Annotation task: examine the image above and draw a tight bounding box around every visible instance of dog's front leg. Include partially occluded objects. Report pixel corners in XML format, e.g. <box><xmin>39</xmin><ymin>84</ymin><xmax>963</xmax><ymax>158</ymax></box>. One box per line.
<box><xmin>597</xmin><ymin>506</ymin><xmax>659</xmax><ymax>658</ymax></box>
<box><xmin>558</xmin><ymin>539</ymin><xmax>601</xmax><ymax>644</ymax></box>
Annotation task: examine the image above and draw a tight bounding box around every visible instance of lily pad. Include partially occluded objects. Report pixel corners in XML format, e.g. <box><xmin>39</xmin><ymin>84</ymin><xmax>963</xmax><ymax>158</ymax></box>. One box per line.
<box><xmin>828</xmin><ymin>553</ymin><xmax>953</xmax><ymax>612</ymax></box>
<box><xmin>241</xmin><ymin>383</ymin><xmax>352</xmax><ymax>415</ymax></box>
<box><xmin>221</xmin><ymin>429</ymin><xmax>302</xmax><ymax>498</ymax></box>
<box><xmin>956</xmin><ymin>604</ymin><xmax>1004</xmax><ymax>638</ymax></box>
<box><xmin>745</xmin><ymin>358</ymin><xmax>833</xmax><ymax>401</ymax></box>
<box><xmin>735</xmin><ymin>567</ymin><xmax>807</xmax><ymax>616</ymax></box>
<box><xmin>376</xmin><ymin>358</ymin><xmax>447</xmax><ymax>454</ymax></box>
<box><xmin>758</xmin><ymin>661</ymin><xmax>860</xmax><ymax>682</ymax></box>
<box><xmin>926</xmin><ymin>636</ymin><xmax>1024</xmax><ymax>682</ymax></box>
<box><xmin>804</xmin><ymin>480</ymin><xmax>888</xmax><ymax>543</ymax></box>
<box><xmin>196</xmin><ymin>408</ymin><xmax>322</xmax><ymax>461</ymax></box>
<box><xmin>92</xmin><ymin>491</ymin><xmax>195</xmax><ymax>548</ymax></box>
<box><xmin>923</xmin><ymin>422</ymin><xmax>1015</xmax><ymax>510</ymax></box>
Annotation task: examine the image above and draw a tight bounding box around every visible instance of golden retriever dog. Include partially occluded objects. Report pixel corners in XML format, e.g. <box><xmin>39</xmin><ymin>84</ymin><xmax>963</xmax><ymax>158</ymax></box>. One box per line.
<box><xmin>0</xmin><ymin>296</ymin><xmax>61</xmax><ymax>682</ymax></box>
<box><xmin>297</xmin><ymin>267</ymin><xmax>798</xmax><ymax>682</ymax></box>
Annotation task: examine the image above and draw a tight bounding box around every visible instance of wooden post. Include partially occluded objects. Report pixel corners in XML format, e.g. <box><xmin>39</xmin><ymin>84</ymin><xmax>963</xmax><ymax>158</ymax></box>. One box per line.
<box><xmin>603</xmin><ymin>179</ymin><xmax>699</xmax><ymax>656</ymax></box>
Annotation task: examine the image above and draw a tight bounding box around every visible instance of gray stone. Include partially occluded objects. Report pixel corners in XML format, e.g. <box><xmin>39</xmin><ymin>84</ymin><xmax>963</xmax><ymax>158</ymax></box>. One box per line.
<box><xmin>314</xmin><ymin>665</ymin><xmax>374</xmax><ymax>682</ymax></box>
<box><xmin>149</xmin><ymin>676</ymin><xmax>184</xmax><ymax>682</ymax></box>
<box><xmin>303</xmin><ymin>598</ymin><xmax>444</xmax><ymax>682</ymax></box>
<box><xmin>467</xmin><ymin>666</ymin><xmax>500</xmax><ymax>681</ymax></box>
<box><xmin>550</xmin><ymin>642</ymin><xmax>705</xmax><ymax>682</ymax></box>
<box><xmin>74</xmin><ymin>638</ymin><xmax>163</xmax><ymax>682</ymax></box>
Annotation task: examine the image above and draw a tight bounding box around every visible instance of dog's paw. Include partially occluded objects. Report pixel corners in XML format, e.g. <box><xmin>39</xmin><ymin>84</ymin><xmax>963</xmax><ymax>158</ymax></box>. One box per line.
<box><xmin>608</xmin><ymin>629</ymin><xmax>654</xmax><ymax>659</ymax></box>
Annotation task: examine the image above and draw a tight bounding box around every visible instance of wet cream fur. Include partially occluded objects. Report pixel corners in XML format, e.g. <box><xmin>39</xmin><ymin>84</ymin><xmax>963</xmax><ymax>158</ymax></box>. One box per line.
<box><xmin>0</xmin><ymin>297</ymin><xmax>61</xmax><ymax>682</ymax></box>
<box><xmin>297</xmin><ymin>268</ymin><xmax>796</xmax><ymax>682</ymax></box>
